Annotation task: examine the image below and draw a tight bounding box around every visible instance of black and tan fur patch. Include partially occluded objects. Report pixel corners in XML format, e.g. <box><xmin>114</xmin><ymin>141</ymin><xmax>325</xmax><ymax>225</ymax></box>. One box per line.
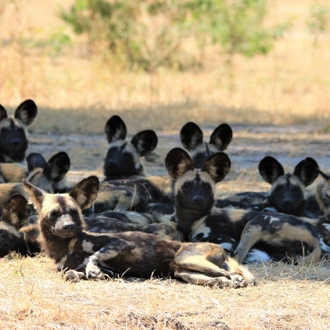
<box><xmin>23</xmin><ymin>176</ymin><xmax>255</xmax><ymax>287</ymax></box>
<box><xmin>180</xmin><ymin>122</ymin><xmax>233</xmax><ymax>169</ymax></box>
<box><xmin>103</xmin><ymin>115</ymin><xmax>158</xmax><ymax>179</ymax></box>
<box><xmin>0</xmin><ymin>100</ymin><xmax>37</xmax><ymax>163</ymax></box>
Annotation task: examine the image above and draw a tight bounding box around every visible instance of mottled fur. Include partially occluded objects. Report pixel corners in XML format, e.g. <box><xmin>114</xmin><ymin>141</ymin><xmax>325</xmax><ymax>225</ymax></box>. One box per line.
<box><xmin>23</xmin><ymin>176</ymin><xmax>255</xmax><ymax>287</ymax></box>
<box><xmin>180</xmin><ymin>122</ymin><xmax>233</xmax><ymax>169</ymax></box>
<box><xmin>0</xmin><ymin>100</ymin><xmax>37</xmax><ymax>163</ymax></box>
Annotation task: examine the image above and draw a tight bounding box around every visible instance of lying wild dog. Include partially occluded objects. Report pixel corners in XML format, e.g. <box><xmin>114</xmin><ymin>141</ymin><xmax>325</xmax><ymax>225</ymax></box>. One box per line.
<box><xmin>305</xmin><ymin>169</ymin><xmax>330</xmax><ymax>218</ymax></box>
<box><xmin>234</xmin><ymin>212</ymin><xmax>330</xmax><ymax>264</ymax></box>
<box><xmin>23</xmin><ymin>176</ymin><xmax>255</xmax><ymax>287</ymax></box>
<box><xmin>103</xmin><ymin>115</ymin><xmax>158</xmax><ymax>179</ymax></box>
<box><xmin>218</xmin><ymin>156</ymin><xmax>319</xmax><ymax>216</ymax></box>
<box><xmin>0</xmin><ymin>99</ymin><xmax>38</xmax><ymax>163</ymax></box>
<box><xmin>0</xmin><ymin>151</ymin><xmax>71</xmax><ymax>212</ymax></box>
<box><xmin>96</xmin><ymin>175</ymin><xmax>174</xmax><ymax>212</ymax></box>
<box><xmin>180</xmin><ymin>122</ymin><xmax>233</xmax><ymax>169</ymax></box>
<box><xmin>0</xmin><ymin>194</ymin><xmax>39</xmax><ymax>257</ymax></box>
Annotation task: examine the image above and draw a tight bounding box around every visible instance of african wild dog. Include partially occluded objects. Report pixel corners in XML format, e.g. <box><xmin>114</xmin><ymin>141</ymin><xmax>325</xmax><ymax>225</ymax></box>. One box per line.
<box><xmin>23</xmin><ymin>176</ymin><xmax>255</xmax><ymax>287</ymax></box>
<box><xmin>234</xmin><ymin>212</ymin><xmax>330</xmax><ymax>264</ymax></box>
<box><xmin>217</xmin><ymin>156</ymin><xmax>319</xmax><ymax>216</ymax></box>
<box><xmin>0</xmin><ymin>100</ymin><xmax>38</xmax><ymax>163</ymax></box>
<box><xmin>180</xmin><ymin>121</ymin><xmax>233</xmax><ymax>169</ymax></box>
<box><xmin>0</xmin><ymin>194</ymin><xmax>39</xmax><ymax>257</ymax></box>
<box><xmin>103</xmin><ymin>115</ymin><xmax>158</xmax><ymax>179</ymax></box>
<box><xmin>166</xmin><ymin>148</ymin><xmax>330</xmax><ymax>264</ymax></box>
<box><xmin>0</xmin><ymin>151</ymin><xmax>71</xmax><ymax>211</ymax></box>
<box><xmin>305</xmin><ymin>169</ymin><xmax>330</xmax><ymax>219</ymax></box>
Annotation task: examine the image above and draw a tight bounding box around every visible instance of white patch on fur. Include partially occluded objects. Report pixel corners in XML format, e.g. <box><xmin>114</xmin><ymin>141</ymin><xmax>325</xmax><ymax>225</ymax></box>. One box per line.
<box><xmin>245</xmin><ymin>249</ymin><xmax>271</xmax><ymax>263</ymax></box>
<box><xmin>220</xmin><ymin>242</ymin><xmax>234</xmax><ymax>252</ymax></box>
<box><xmin>82</xmin><ymin>240</ymin><xmax>95</xmax><ymax>253</ymax></box>
<box><xmin>268</xmin><ymin>216</ymin><xmax>280</xmax><ymax>223</ymax></box>
<box><xmin>319</xmin><ymin>238</ymin><xmax>330</xmax><ymax>253</ymax></box>
<box><xmin>190</xmin><ymin>216</ymin><xmax>210</xmax><ymax>240</ymax></box>
<box><xmin>0</xmin><ymin>221</ymin><xmax>20</xmax><ymax>237</ymax></box>
<box><xmin>322</xmin><ymin>223</ymin><xmax>330</xmax><ymax>232</ymax></box>
<box><xmin>56</xmin><ymin>255</ymin><xmax>68</xmax><ymax>271</ymax></box>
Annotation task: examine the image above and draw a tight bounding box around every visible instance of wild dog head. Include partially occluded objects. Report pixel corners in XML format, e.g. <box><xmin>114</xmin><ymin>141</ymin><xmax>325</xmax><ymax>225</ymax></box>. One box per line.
<box><xmin>0</xmin><ymin>100</ymin><xmax>38</xmax><ymax>163</ymax></box>
<box><xmin>103</xmin><ymin>115</ymin><xmax>158</xmax><ymax>179</ymax></box>
<box><xmin>26</xmin><ymin>151</ymin><xmax>71</xmax><ymax>193</ymax></box>
<box><xmin>165</xmin><ymin>148</ymin><xmax>231</xmax><ymax>236</ymax></box>
<box><xmin>0</xmin><ymin>194</ymin><xmax>31</xmax><ymax>257</ymax></box>
<box><xmin>180</xmin><ymin>122</ymin><xmax>232</xmax><ymax>168</ymax></box>
<box><xmin>23</xmin><ymin>176</ymin><xmax>99</xmax><ymax>242</ymax></box>
<box><xmin>259</xmin><ymin>156</ymin><xmax>319</xmax><ymax>216</ymax></box>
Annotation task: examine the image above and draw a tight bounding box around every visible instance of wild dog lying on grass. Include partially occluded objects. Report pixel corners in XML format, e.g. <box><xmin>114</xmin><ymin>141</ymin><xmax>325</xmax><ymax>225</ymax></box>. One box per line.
<box><xmin>0</xmin><ymin>99</ymin><xmax>38</xmax><ymax>163</ymax></box>
<box><xmin>234</xmin><ymin>213</ymin><xmax>330</xmax><ymax>264</ymax></box>
<box><xmin>180</xmin><ymin>122</ymin><xmax>233</xmax><ymax>169</ymax></box>
<box><xmin>22</xmin><ymin>176</ymin><xmax>255</xmax><ymax>287</ymax></box>
<box><xmin>305</xmin><ymin>169</ymin><xmax>330</xmax><ymax>218</ymax></box>
<box><xmin>217</xmin><ymin>156</ymin><xmax>319</xmax><ymax>216</ymax></box>
<box><xmin>103</xmin><ymin>115</ymin><xmax>158</xmax><ymax>180</ymax></box>
<box><xmin>0</xmin><ymin>151</ymin><xmax>71</xmax><ymax>212</ymax></box>
<box><xmin>0</xmin><ymin>195</ymin><xmax>39</xmax><ymax>257</ymax></box>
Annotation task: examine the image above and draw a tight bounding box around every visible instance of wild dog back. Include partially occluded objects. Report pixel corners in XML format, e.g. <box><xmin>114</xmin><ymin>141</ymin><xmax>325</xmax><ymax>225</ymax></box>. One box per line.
<box><xmin>0</xmin><ymin>100</ymin><xmax>37</xmax><ymax>163</ymax></box>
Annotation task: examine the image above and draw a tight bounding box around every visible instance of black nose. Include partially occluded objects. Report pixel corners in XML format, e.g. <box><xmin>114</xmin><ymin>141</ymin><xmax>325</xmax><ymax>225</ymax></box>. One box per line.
<box><xmin>193</xmin><ymin>195</ymin><xmax>204</xmax><ymax>205</ymax></box>
<box><xmin>63</xmin><ymin>224</ymin><xmax>77</xmax><ymax>231</ymax></box>
<box><xmin>10</xmin><ymin>139</ymin><xmax>21</xmax><ymax>149</ymax></box>
<box><xmin>282</xmin><ymin>198</ymin><xmax>293</xmax><ymax>206</ymax></box>
<box><xmin>107</xmin><ymin>160</ymin><xmax>118</xmax><ymax>168</ymax></box>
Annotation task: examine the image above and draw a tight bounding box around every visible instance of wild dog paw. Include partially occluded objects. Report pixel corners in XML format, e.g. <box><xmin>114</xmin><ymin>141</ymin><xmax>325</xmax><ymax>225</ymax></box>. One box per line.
<box><xmin>230</xmin><ymin>274</ymin><xmax>247</xmax><ymax>288</ymax></box>
<box><xmin>63</xmin><ymin>270</ymin><xmax>86</xmax><ymax>282</ymax></box>
<box><xmin>86</xmin><ymin>257</ymin><xmax>105</xmax><ymax>280</ymax></box>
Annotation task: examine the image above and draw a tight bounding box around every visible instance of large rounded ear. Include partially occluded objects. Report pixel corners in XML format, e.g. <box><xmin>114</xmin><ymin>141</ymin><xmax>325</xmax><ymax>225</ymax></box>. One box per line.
<box><xmin>0</xmin><ymin>105</ymin><xmax>8</xmax><ymax>121</ymax></box>
<box><xmin>180</xmin><ymin>122</ymin><xmax>203</xmax><ymax>150</ymax></box>
<box><xmin>209</xmin><ymin>123</ymin><xmax>233</xmax><ymax>151</ymax></box>
<box><xmin>293</xmin><ymin>157</ymin><xmax>319</xmax><ymax>187</ymax></box>
<box><xmin>131</xmin><ymin>130</ymin><xmax>158</xmax><ymax>156</ymax></box>
<box><xmin>69</xmin><ymin>176</ymin><xmax>99</xmax><ymax>210</ymax></box>
<box><xmin>104</xmin><ymin>115</ymin><xmax>127</xmax><ymax>143</ymax></box>
<box><xmin>14</xmin><ymin>99</ymin><xmax>38</xmax><ymax>126</ymax></box>
<box><xmin>22</xmin><ymin>179</ymin><xmax>46</xmax><ymax>212</ymax></box>
<box><xmin>43</xmin><ymin>152</ymin><xmax>71</xmax><ymax>182</ymax></box>
<box><xmin>202</xmin><ymin>152</ymin><xmax>231</xmax><ymax>183</ymax></box>
<box><xmin>258</xmin><ymin>156</ymin><xmax>284</xmax><ymax>184</ymax></box>
<box><xmin>1</xmin><ymin>194</ymin><xmax>30</xmax><ymax>229</ymax></box>
<box><xmin>26</xmin><ymin>153</ymin><xmax>47</xmax><ymax>172</ymax></box>
<box><xmin>165</xmin><ymin>148</ymin><xmax>194</xmax><ymax>180</ymax></box>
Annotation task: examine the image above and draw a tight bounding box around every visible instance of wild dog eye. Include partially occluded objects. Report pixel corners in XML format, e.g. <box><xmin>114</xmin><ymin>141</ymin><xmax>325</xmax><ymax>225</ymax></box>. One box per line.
<box><xmin>49</xmin><ymin>210</ymin><xmax>58</xmax><ymax>218</ymax></box>
<box><xmin>70</xmin><ymin>209</ymin><xmax>78</xmax><ymax>216</ymax></box>
<box><xmin>183</xmin><ymin>182</ymin><xmax>191</xmax><ymax>189</ymax></box>
<box><xmin>203</xmin><ymin>182</ymin><xmax>211</xmax><ymax>190</ymax></box>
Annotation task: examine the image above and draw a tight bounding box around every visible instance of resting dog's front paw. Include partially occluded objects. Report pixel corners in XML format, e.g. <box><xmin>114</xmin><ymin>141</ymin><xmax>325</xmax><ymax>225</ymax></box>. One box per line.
<box><xmin>86</xmin><ymin>257</ymin><xmax>105</xmax><ymax>280</ymax></box>
<box><xmin>64</xmin><ymin>270</ymin><xmax>86</xmax><ymax>282</ymax></box>
<box><xmin>230</xmin><ymin>274</ymin><xmax>247</xmax><ymax>288</ymax></box>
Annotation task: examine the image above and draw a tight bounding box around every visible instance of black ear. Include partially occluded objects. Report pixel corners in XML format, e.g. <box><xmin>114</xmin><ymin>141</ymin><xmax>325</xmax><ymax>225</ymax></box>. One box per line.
<box><xmin>0</xmin><ymin>105</ymin><xmax>8</xmax><ymax>121</ymax></box>
<box><xmin>1</xmin><ymin>194</ymin><xmax>30</xmax><ymax>229</ymax></box>
<box><xmin>14</xmin><ymin>99</ymin><xmax>38</xmax><ymax>126</ymax></box>
<box><xmin>180</xmin><ymin>122</ymin><xmax>203</xmax><ymax>150</ymax></box>
<box><xmin>26</xmin><ymin>153</ymin><xmax>47</xmax><ymax>172</ymax></box>
<box><xmin>43</xmin><ymin>152</ymin><xmax>71</xmax><ymax>181</ymax></box>
<box><xmin>258</xmin><ymin>156</ymin><xmax>285</xmax><ymax>184</ymax></box>
<box><xmin>22</xmin><ymin>179</ymin><xmax>46</xmax><ymax>212</ymax></box>
<box><xmin>293</xmin><ymin>157</ymin><xmax>319</xmax><ymax>187</ymax></box>
<box><xmin>69</xmin><ymin>176</ymin><xmax>99</xmax><ymax>210</ymax></box>
<box><xmin>131</xmin><ymin>130</ymin><xmax>158</xmax><ymax>156</ymax></box>
<box><xmin>209</xmin><ymin>123</ymin><xmax>233</xmax><ymax>151</ymax></box>
<box><xmin>104</xmin><ymin>115</ymin><xmax>127</xmax><ymax>143</ymax></box>
<box><xmin>165</xmin><ymin>148</ymin><xmax>194</xmax><ymax>180</ymax></box>
<box><xmin>202</xmin><ymin>152</ymin><xmax>231</xmax><ymax>183</ymax></box>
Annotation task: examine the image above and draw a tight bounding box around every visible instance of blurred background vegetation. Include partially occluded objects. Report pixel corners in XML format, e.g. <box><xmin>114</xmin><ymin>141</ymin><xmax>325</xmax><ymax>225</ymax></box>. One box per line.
<box><xmin>0</xmin><ymin>0</ymin><xmax>329</xmax><ymax>133</ymax></box>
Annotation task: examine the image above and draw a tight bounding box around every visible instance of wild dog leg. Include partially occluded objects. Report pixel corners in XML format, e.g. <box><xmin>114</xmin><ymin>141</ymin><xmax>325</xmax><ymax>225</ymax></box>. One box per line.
<box><xmin>85</xmin><ymin>237</ymin><xmax>136</xmax><ymax>279</ymax></box>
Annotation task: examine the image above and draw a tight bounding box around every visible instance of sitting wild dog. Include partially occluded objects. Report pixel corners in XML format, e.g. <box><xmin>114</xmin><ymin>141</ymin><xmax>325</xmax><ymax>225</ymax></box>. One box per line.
<box><xmin>305</xmin><ymin>169</ymin><xmax>330</xmax><ymax>218</ymax></box>
<box><xmin>234</xmin><ymin>212</ymin><xmax>330</xmax><ymax>265</ymax></box>
<box><xmin>0</xmin><ymin>194</ymin><xmax>39</xmax><ymax>257</ymax></box>
<box><xmin>0</xmin><ymin>100</ymin><xmax>38</xmax><ymax>163</ymax></box>
<box><xmin>103</xmin><ymin>115</ymin><xmax>158</xmax><ymax>179</ymax></box>
<box><xmin>0</xmin><ymin>151</ymin><xmax>71</xmax><ymax>212</ymax></box>
<box><xmin>22</xmin><ymin>176</ymin><xmax>255</xmax><ymax>287</ymax></box>
<box><xmin>219</xmin><ymin>156</ymin><xmax>319</xmax><ymax>216</ymax></box>
<box><xmin>180</xmin><ymin>122</ymin><xmax>233</xmax><ymax>169</ymax></box>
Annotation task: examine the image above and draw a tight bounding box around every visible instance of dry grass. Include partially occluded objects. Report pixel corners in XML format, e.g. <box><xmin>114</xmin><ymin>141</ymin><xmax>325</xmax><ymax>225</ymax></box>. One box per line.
<box><xmin>1</xmin><ymin>254</ymin><xmax>330</xmax><ymax>329</ymax></box>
